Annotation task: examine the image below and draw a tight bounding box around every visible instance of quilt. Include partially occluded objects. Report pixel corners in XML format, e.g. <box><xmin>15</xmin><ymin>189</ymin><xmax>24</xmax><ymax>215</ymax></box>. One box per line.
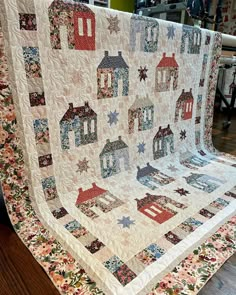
<box><xmin>0</xmin><ymin>1</ymin><xmax>236</xmax><ymax>294</ymax></box>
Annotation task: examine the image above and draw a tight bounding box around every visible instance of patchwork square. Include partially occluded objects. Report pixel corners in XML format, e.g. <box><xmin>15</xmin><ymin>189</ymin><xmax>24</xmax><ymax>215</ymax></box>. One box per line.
<box><xmin>29</xmin><ymin>92</ymin><xmax>45</xmax><ymax>107</ymax></box>
<box><xmin>113</xmin><ymin>264</ymin><xmax>136</xmax><ymax>286</ymax></box>
<box><xmin>33</xmin><ymin>119</ymin><xmax>49</xmax><ymax>145</ymax></box>
<box><xmin>23</xmin><ymin>47</ymin><xmax>41</xmax><ymax>78</ymax></box>
<box><xmin>38</xmin><ymin>154</ymin><xmax>53</xmax><ymax>168</ymax></box>
<box><xmin>135</xmin><ymin>249</ymin><xmax>156</xmax><ymax>266</ymax></box>
<box><xmin>210</xmin><ymin>198</ymin><xmax>230</xmax><ymax>210</ymax></box>
<box><xmin>19</xmin><ymin>13</ymin><xmax>37</xmax><ymax>30</ymax></box>
<box><xmin>146</xmin><ymin>243</ymin><xmax>165</xmax><ymax>259</ymax></box>
<box><xmin>52</xmin><ymin>207</ymin><xmax>68</xmax><ymax>219</ymax></box>
<box><xmin>41</xmin><ymin>176</ymin><xmax>58</xmax><ymax>200</ymax></box>
<box><xmin>103</xmin><ymin>255</ymin><xmax>124</xmax><ymax>273</ymax></box>
<box><xmin>85</xmin><ymin>238</ymin><xmax>105</xmax><ymax>254</ymax></box>
<box><xmin>64</xmin><ymin>220</ymin><xmax>88</xmax><ymax>238</ymax></box>
<box><xmin>199</xmin><ymin>208</ymin><xmax>215</xmax><ymax>219</ymax></box>
<box><xmin>164</xmin><ymin>231</ymin><xmax>182</xmax><ymax>245</ymax></box>
<box><xmin>178</xmin><ymin>217</ymin><xmax>203</xmax><ymax>233</ymax></box>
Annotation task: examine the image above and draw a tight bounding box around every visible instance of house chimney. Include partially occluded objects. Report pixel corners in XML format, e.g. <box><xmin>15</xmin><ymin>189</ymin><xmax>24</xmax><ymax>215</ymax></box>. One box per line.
<box><xmin>118</xmin><ymin>136</ymin><xmax>122</xmax><ymax>141</ymax></box>
<box><xmin>190</xmin><ymin>88</ymin><xmax>192</xmax><ymax>92</ymax></box>
<box><xmin>69</xmin><ymin>103</ymin><xmax>73</xmax><ymax>109</ymax></box>
<box><xmin>182</xmin><ymin>89</ymin><xmax>185</xmax><ymax>93</ymax></box>
<box><xmin>92</xmin><ymin>182</ymin><xmax>96</xmax><ymax>188</ymax></box>
<box><xmin>172</xmin><ymin>53</ymin><xmax>175</xmax><ymax>58</ymax></box>
<box><xmin>147</xmin><ymin>162</ymin><xmax>150</xmax><ymax>166</ymax></box>
<box><xmin>78</xmin><ymin>188</ymin><xmax>83</xmax><ymax>194</ymax></box>
<box><xmin>163</xmin><ymin>53</ymin><xmax>166</xmax><ymax>57</ymax></box>
<box><xmin>118</xmin><ymin>51</ymin><xmax>122</xmax><ymax>56</ymax></box>
<box><xmin>167</xmin><ymin>124</ymin><xmax>170</xmax><ymax>129</ymax></box>
<box><xmin>105</xmin><ymin>51</ymin><xmax>109</xmax><ymax>57</ymax></box>
<box><xmin>146</xmin><ymin>193</ymin><xmax>151</xmax><ymax>196</ymax></box>
<box><xmin>137</xmin><ymin>166</ymin><xmax>140</xmax><ymax>170</ymax></box>
<box><xmin>135</xmin><ymin>198</ymin><xmax>139</xmax><ymax>202</ymax></box>
<box><xmin>159</xmin><ymin>126</ymin><xmax>162</xmax><ymax>130</ymax></box>
<box><xmin>84</xmin><ymin>101</ymin><xmax>89</xmax><ymax>107</ymax></box>
<box><xmin>106</xmin><ymin>139</ymin><xmax>110</xmax><ymax>143</ymax></box>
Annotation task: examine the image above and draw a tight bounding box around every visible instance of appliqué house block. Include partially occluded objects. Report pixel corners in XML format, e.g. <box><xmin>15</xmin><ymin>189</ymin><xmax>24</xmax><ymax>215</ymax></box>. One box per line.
<box><xmin>153</xmin><ymin>125</ymin><xmax>174</xmax><ymax>160</ymax></box>
<box><xmin>97</xmin><ymin>51</ymin><xmax>129</xmax><ymax>99</ymax></box>
<box><xmin>137</xmin><ymin>163</ymin><xmax>175</xmax><ymax>190</ymax></box>
<box><xmin>48</xmin><ymin>0</ymin><xmax>95</xmax><ymax>50</ymax></box>
<box><xmin>99</xmin><ymin>136</ymin><xmax>129</xmax><ymax>178</ymax></box>
<box><xmin>180</xmin><ymin>152</ymin><xmax>209</xmax><ymax>170</ymax></box>
<box><xmin>175</xmin><ymin>89</ymin><xmax>194</xmax><ymax>122</ymax></box>
<box><xmin>60</xmin><ymin>102</ymin><xmax>97</xmax><ymax>150</ymax></box>
<box><xmin>184</xmin><ymin>173</ymin><xmax>225</xmax><ymax>193</ymax></box>
<box><xmin>180</xmin><ymin>25</ymin><xmax>201</xmax><ymax>54</ymax></box>
<box><xmin>128</xmin><ymin>95</ymin><xmax>154</xmax><ymax>134</ymax></box>
<box><xmin>136</xmin><ymin>193</ymin><xmax>186</xmax><ymax>224</ymax></box>
<box><xmin>76</xmin><ymin>183</ymin><xmax>124</xmax><ymax>219</ymax></box>
<box><xmin>130</xmin><ymin>14</ymin><xmax>159</xmax><ymax>52</ymax></box>
<box><xmin>155</xmin><ymin>53</ymin><xmax>179</xmax><ymax>92</ymax></box>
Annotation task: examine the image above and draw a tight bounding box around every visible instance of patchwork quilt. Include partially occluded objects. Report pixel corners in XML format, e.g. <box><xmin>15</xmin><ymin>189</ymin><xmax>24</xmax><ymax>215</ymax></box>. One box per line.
<box><xmin>0</xmin><ymin>1</ymin><xmax>236</xmax><ymax>294</ymax></box>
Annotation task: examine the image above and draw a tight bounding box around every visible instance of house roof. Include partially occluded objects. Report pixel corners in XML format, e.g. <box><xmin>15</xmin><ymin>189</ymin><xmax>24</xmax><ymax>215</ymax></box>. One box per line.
<box><xmin>130</xmin><ymin>95</ymin><xmax>153</xmax><ymax>110</ymax></box>
<box><xmin>135</xmin><ymin>194</ymin><xmax>162</xmax><ymax>210</ymax></box>
<box><xmin>98</xmin><ymin>51</ymin><xmax>128</xmax><ymax>69</ymax></box>
<box><xmin>177</xmin><ymin>89</ymin><xmax>194</xmax><ymax>102</ymax></box>
<box><xmin>157</xmin><ymin>53</ymin><xmax>178</xmax><ymax>68</ymax></box>
<box><xmin>100</xmin><ymin>136</ymin><xmax>128</xmax><ymax>156</ymax></box>
<box><xmin>49</xmin><ymin>0</ymin><xmax>94</xmax><ymax>14</ymax></box>
<box><xmin>76</xmin><ymin>183</ymin><xmax>107</xmax><ymax>205</ymax></box>
<box><xmin>61</xmin><ymin>102</ymin><xmax>96</xmax><ymax>122</ymax></box>
<box><xmin>137</xmin><ymin>163</ymin><xmax>158</xmax><ymax>179</ymax></box>
<box><xmin>154</xmin><ymin>125</ymin><xmax>173</xmax><ymax>139</ymax></box>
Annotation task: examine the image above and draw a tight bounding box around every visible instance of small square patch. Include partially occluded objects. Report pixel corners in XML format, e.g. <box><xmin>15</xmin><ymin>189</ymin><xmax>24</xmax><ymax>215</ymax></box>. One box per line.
<box><xmin>29</xmin><ymin>92</ymin><xmax>45</xmax><ymax>107</ymax></box>
<box><xmin>64</xmin><ymin>220</ymin><xmax>88</xmax><ymax>238</ymax></box>
<box><xmin>146</xmin><ymin>243</ymin><xmax>165</xmax><ymax>259</ymax></box>
<box><xmin>135</xmin><ymin>249</ymin><xmax>156</xmax><ymax>266</ymax></box>
<box><xmin>199</xmin><ymin>208</ymin><xmax>215</xmax><ymax>219</ymax></box>
<box><xmin>178</xmin><ymin>217</ymin><xmax>203</xmax><ymax>233</ymax></box>
<box><xmin>103</xmin><ymin>255</ymin><xmax>124</xmax><ymax>273</ymax></box>
<box><xmin>19</xmin><ymin>13</ymin><xmax>37</xmax><ymax>30</ymax></box>
<box><xmin>85</xmin><ymin>239</ymin><xmax>105</xmax><ymax>254</ymax></box>
<box><xmin>39</xmin><ymin>154</ymin><xmax>53</xmax><ymax>168</ymax></box>
<box><xmin>164</xmin><ymin>231</ymin><xmax>182</xmax><ymax>245</ymax></box>
<box><xmin>52</xmin><ymin>207</ymin><xmax>68</xmax><ymax>219</ymax></box>
<box><xmin>113</xmin><ymin>264</ymin><xmax>136</xmax><ymax>286</ymax></box>
<box><xmin>42</xmin><ymin>176</ymin><xmax>58</xmax><ymax>200</ymax></box>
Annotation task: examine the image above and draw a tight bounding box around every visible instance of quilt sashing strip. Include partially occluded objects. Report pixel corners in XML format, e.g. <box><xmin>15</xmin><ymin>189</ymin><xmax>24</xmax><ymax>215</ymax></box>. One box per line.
<box><xmin>0</xmin><ymin>1</ymin><xmax>236</xmax><ymax>295</ymax></box>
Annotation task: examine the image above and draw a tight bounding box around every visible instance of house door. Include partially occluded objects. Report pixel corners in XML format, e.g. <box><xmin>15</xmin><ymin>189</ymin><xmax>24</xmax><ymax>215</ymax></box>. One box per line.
<box><xmin>68</xmin><ymin>130</ymin><xmax>75</xmax><ymax>149</ymax></box>
<box><xmin>119</xmin><ymin>157</ymin><xmax>125</xmax><ymax>172</ymax></box>
<box><xmin>59</xmin><ymin>25</ymin><xmax>69</xmax><ymax>49</ymax></box>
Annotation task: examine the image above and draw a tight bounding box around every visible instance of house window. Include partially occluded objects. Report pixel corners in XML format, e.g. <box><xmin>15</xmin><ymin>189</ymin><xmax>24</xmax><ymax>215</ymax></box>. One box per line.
<box><xmin>107</xmin><ymin>73</ymin><xmax>112</xmax><ymax>87</ymax></box>
<box><xmin>186</xmin><ymin>103</ymin><xmax>189</xmax><ymax>113</ymax></box>
<box><xmin>78</xmin><ymin>18</ymin><xmax>84</xmax><ymax>36</ymax></box>
<box><xmin>109</xmin><ymin>155</ymin><xmax>113</xmax><ymax>166</ymax></box>
<box><xmin>150</xmin><ymin>205</ymin><xmax>162</xmax><ymax>213</ymax></box>
<box><xmin>99</xmin><ymin>197</ymin><xmax>110</xmax><ymax>205</ymax></box>
<box><xmin>101</xmin><ymin>73</ymin><xmax>105</xmax><ymax>88</ymax></box>
<box><xmin>105</xmin><ymin>194</ymin><xmax>115</xmax><ymax>202</ymax></box>
<box><xmin>149</xmin><ymin>109</ymin><xmax>152</xmax><ymax>120</ymax></box>
<box><xmin>103</xmin><ymin>158</ymin><xmax>107</xmax><ymax>169</ymax></box>
<box><xmin>87</xmin><ymin>19</ymin><xmax>92</xmax><ymax>37</ymax></box>
<box><xmin>189</xmin><ymin>102</ymin><xmax>192</xmax><ymax>112</ymax></box>
<box><xmin>144</xmin><ymin>208</ymin><xmax>156</xmax><ymax>217</ymax></box>
<box><xmin>91</xmin><ymin>119</ymin><xmax>95</xmax><ymax>133</ymax></box>
<box><xmin>159</xmin><ymin>140</ymin><xmax>162</xmax><ymax>150</ymax></box>
<box><xmin>84</xmin><ymin>121</ymin><xmax>88</xmax><ymax>134</ymax></box>
<box><xmin>197</xmin><ymin>34</ymin><xmax>201</xmax><ymax>45</ymax></box>
<box><xmin>162</xmin><ymin>70</ymin><xmax>166</xmax><ymax>82</ymax></box>
<box><xmin>147</xmin><ymin>27</ymin><xmax>151</xmax><ymax>41</ymax></box>
<box><xmin>153</xmin><ymin>27</ymin><xmax>158</xmax><ymax>41</ymax></box>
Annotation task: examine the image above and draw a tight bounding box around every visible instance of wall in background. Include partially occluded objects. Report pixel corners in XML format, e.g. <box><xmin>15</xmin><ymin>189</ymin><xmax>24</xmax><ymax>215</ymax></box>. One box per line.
<box><xmin>110</xmin><ymin>0</ymin><xmax>135</xmax><ymax>13</ymax></box>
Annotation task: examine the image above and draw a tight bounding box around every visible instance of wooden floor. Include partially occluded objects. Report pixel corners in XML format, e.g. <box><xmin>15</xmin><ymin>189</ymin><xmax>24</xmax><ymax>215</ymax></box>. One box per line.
<box><xmin>0</xmin><ymin>110</ymin><xmax>235</xmax><ymax>295</ymax></box>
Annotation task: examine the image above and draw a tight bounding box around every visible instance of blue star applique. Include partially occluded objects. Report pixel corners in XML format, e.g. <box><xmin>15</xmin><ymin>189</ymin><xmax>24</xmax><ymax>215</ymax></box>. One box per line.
<box><xmin>117</xmin><ymin>216</ymin><xmax>135</xmax><ymax>228</ymax></box>
<box><xmin>137</xmin><ymin>142</ymin><xmax>145</xmax><ymax>154</ymax></box>
<box><xmin>108</xmin><ymin>110</ymin><xmax>119</xmax><ymax>126</ymax></box>
<box><xmin>167</xmin><ymin>25</ymin><xmax>176</xmax><ymax>40</ymax></box>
